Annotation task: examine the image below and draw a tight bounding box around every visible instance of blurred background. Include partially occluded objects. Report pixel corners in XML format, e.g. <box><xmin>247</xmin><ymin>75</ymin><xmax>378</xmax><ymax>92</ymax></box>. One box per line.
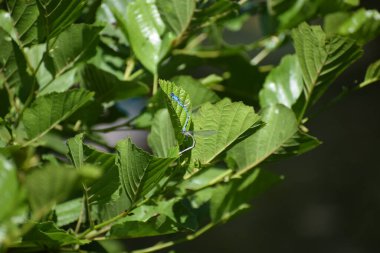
<box><xmin>170</xmin><ymin>1</ymin><xmax>380</xmax><ymax>252</ymax></box>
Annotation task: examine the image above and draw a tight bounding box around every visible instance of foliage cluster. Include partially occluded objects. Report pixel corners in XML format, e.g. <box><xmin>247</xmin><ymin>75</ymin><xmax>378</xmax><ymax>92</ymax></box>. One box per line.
<box><xmin>0</xmin><ymin>0</ymin><xmax>379</xmax><ymax>252</ymax></box>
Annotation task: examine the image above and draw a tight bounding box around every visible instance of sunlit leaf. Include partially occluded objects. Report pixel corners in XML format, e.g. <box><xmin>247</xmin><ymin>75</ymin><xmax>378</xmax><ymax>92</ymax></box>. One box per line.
<box><xmin>159</xmin><ymin>79</ymin><xmax>192</xmax><ymax>141</ymax></box>
<box><xmin>292</xmin><ymin>22</ymin><xmax>362</xmax><ymax>106</ymax></box>
<box><xmin>37</xmin><ymin>0</ymin><xmax>87</xmax><ymax>39</ymax></box>
<box><xmin>190</xmin><ymin>99</ymin><xmax>260</xmax><ymax>171</ymax></box>
<box><xmin>147</xmin><ymin>108</ymin><xmax>179</xmax><ymax>158</ymax></box>
<box><xmin>259</xmin><ymin>54</ymin><xmax>303</xmax><ymax>109</ymax></box>
<box><xmin>55</xmin><ymin>198</ymin><xmax>82</xmax><ymax>227</ymax></box>
<box><xmin>156</xmin><ymin>0</ymin><xmax>195</xmax><ymax>36</ymax></box>
<box><xmin>116</xmin><ymin>138</ymin><xmax>176</xmax><ymax>209</ymax></box>
<box><xmin>22</xmin><ymin>89</ymin><xmax>94</xmax><ymax>144</ymax></box>
<box><xmin>124</xmin><ymin>0</ymin><xmax>175</xmax><ymax>73</ymax></box>
<box><xmin>171</xmin><ymin>75</ymin><xmax>220</xmax><ymax>109</ymax></box>
<box><xmin>359</xmin><ymin>59</ymin><xmax>380</xmax><ymax>88</ymax></box>
<box><xmin>6</xmin><ymin>0</ymin><xmax>40</xmax><ymax>46</ymax></box>
<box><xmin>337</xmin><ymin>8</ymin><xmax>380</xmax><ymax>44</ymax></box>
<box><xmin>226</xmin><ymin>104</ymin><xmax>298</xmax><ymax>174</ymax></box>
<box><xmin>47</xmin><ymin>24</ymin><xmax>102</xmax><ymax>76</ymax></box>
<box><xmin>80</xmin><ymin>64</ymin><xmax>149</xmax><ymax>102</ymax></box>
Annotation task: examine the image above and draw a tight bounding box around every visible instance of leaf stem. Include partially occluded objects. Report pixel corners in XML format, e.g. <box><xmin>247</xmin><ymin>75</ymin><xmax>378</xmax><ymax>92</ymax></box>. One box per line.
<box><xmin>152</xmin><ymin>73</ymin><xmax>158</xmax><ymax>96</ymax></box>
<box><xmin>77</xmin><ymin>211</ymin><xmax>129</xmax><ymax>239</ymax></box>
<box><xmin>124</xmin><ymin>57</ymin><xmax>135</xmax><ymax>80</ymax></box>
<box><xmin>131</xmin><ymin>223</ymin><xmax>216</xmax><ymax>253</ymax></box>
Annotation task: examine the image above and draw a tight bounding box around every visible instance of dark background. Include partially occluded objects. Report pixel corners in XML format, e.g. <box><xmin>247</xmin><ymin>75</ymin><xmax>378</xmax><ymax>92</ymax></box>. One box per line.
<box><xmin>173</xmin><ymin>2</ymin><xmax>380</xmax><ymax>253</ymax></box>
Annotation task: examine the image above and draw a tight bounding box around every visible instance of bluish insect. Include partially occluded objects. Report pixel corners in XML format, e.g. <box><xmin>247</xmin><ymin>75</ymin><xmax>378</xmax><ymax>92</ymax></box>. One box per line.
<box><xmin>170</xmin><ymin>92</ymin><xmax>194</xmax><ymax>155</ymax></box>
<box><xmin>170</xmin><ymin>92</ymin><xmax>216</xmax><ymax>155</ymax></box>
<box><xmin>170</xmin><ymin>92</ymin><xmax>190</xmax><ymax>133</ymax></box>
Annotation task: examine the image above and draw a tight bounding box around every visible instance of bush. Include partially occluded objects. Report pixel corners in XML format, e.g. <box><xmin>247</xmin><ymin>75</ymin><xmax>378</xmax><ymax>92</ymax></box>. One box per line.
<box><xmin>0</xmin><ymin>0</ymin><xmax>379</xmax><ymax>252</ymax></box>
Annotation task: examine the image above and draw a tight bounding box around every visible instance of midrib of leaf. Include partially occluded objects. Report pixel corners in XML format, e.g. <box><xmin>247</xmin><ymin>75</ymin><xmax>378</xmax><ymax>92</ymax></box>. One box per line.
<box><xmin>23</xmin><ymin>95</ymin><xmax>90</xmax><ymax>146</ymax></box>
<box><xmin>298</xmin><ymin>36</ymin><xmax>332</xmax><ymax>122</ymax></box>
<box><xmin>235</xmin><ymin>115</ymin><xmax>296</xmax><ymax>177</ymax></box>
<box><xmin>129</xmin><ymin>161</ymin><xmax>150</xmax><ymax>206</ymax></box>
<box><xmin>206</xmin><ymin>106</ymin><xmax>242</xmax><ymax>163</ymax></box>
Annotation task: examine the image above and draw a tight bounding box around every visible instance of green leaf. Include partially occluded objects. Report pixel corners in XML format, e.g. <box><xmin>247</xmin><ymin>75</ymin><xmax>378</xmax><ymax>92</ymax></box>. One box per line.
<box><xmin>191</xmin><ymin>99</ymin><xmax>260</xmax><ymax>166</ymax></box>
<box><xmin>109</xmin><ymin>214</ymin><xmax>179</xmax><ymax>238</ymax></box>
<box><xmin>66</xmin><ymin>134</ymin><xmax>126</xmax><ymax>220</ymax></box>
<box><xmin>259</xmin><ymin>54</ymin><xmax>303</xmax><ymax>109</ymax></box>
<box><xmin>156</xmin><ymin>0</ymin><xmax>195</xmax><ymax>36</ymax></box>
<box><xmin>22</xmin><ymin>89</ymin><xmax>93</xmax><ymax>144</ymax></box>
<box><xmin>226</xmin><ymin>104</ymin><xmax>298</xmax><ymax>174</ymax></box>
<box><xmin>36</xmin><ymin>0</ymin><xmax>87</xmax><ymax>39</ymax></box>
<box><xmin>179</xmin><ymin>166</ymin><xmax>233</xmax><ymax>192</ymax></box>
<box><xmin>0</xmin><ymin>28</ymin><xmax>34</xmax><ymax>98</ymax></box>
<box><xmin>116</xmin><ymin>138</ymin><xmax>176</xmax><ymax>209</ymax></box>
<box><xmin>171</xmin><ymin>75</ymin><xmax>220</xmax><ymax>109</ymax></box>
<box><xmin>159</xmin><ymin>79</ymin><xmax>192</xmax><ymax>141</ymax></box>
<box><xmin>109</xmin><ymin>198</ymin><xmax>197</xmax><ymax>238</ymax></box>
<box><xmin>0</xmin><ymin>155</ymin><xmax>22</xmax><ymax>222</ymax></box>
<box><xmin>324</xmin><ymin>12</ymin><xmax>351</xmax><ymax>34</ymax></box>
<box><xmin>292</xmin><ymin>22</ymin><xmax>363</xmax><ymax>105</ymax></box>
<box><xmin>25</xmin><ymin>163</ymin><xmax>79</xmax><ymax>211</ymax></box>
<box><xmin>268</xmin><ymin>0</ymin><xmax>358</xmax><ymax>30</ymax></box>
<box><xmin>359</xmin><ymin>59</ymin><xmax>380</xmax><ymax>88</ymax></box>
<box><xmin>272</xmin><ymin>131</ymin><xmax>322</xmax><ymax>159</ymax></box>
<box><xmin>22</xmin><ymin>221</ymin><xmax>85</xmax><ymax>248</ymax></box>
<box><xmin>147</xmin><ymin>109</ymin><xmax>179</xmax><ymax>158</ymax></box>
<box><xmin>6</xmin><ymin>0</ymin><xmax>40</xmax><ymax>46</ymax></box>
<box><xmin>47</xmin><ymin>24</ymin><xmax>102</xmax><ymax>76</ymax></box>
<box><xmin>55</xmin><ymin>198</ymin><xmax>82</xmax><ymax>227</ymax></box>
<box><xmin>80</xmin><ymin>64</ymin><xmax>149</xmax><ymax>102</ymax></box>
<box><xmin>0</xmin><ymin>10</ymin><xmax>17</xmax><ymax>38</ymax></box>
<box><xmin>210</xmin><ymin>168</ymin><xmax>282</xmax><ymax>223</ymax></box>
<box><xmin>24</xmin><ymin>44</ymin><xmax>77</xmax><ymax>95</ymax></box>
<box><xmin>337</xmin><ymin>8</ymin><xmax>380</xmax><ymax>44</ymax></box>
<box><xmin>124</xmin><ymin>0</ymin><xmax>175</xmax><ymax>73</ymax></box>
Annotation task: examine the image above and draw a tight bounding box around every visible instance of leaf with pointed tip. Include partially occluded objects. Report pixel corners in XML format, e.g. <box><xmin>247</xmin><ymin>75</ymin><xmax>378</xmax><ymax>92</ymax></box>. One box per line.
<box><xmin>47</xmin><ymin>24</ymin><xmax>102</xmax><ymax>76</ymax></box>
<box><xmin>292</xmin><ymin>22</ymin><xmax>363</xmax><ymax>105</ymax></box>
<box><xmin>226</xmin><ymin>104</ymin><xmax>298</xmax><ymax>174</ymax></box>
<box><xmin>22</xmin><ymin>221</ymin><xmax>86</xmax><ymax>248</ymax></box>
<box><xmin>24</xmin><ymin>44</ymin><xmax>77</xmax><ymax>95</ymax></box>
<box><xmin>36</xmin><ymin>0</ymin><xmax>87</xmax><ymax>39</ymax></box>
<box><xmin>171</xmin><ymin>75</ymin><xmax>220</xmax><ymax>109</ymax></box>
<box><xmin>55</xmin><ymin>198</ymin><xmax>82</xmax><ymax>227</ymax></box>
<box><xmin>337</xmin><ymin>8</ymin><xmax>380</xmax><ymax>45</ymax></box>
<box><xmin>80</xmin><ymin>64</ymin><xmax>149</xmax><ymax>103</ymax></box>
<box><xmin>259</xmin><ymin>55</ymin><xmax>303</xmax><ymax>109</ymax></box>
<box><xmin>190</xmin><ymin>99</ymin><xmax>260</xmax><ymax>168</ymax></box>
<box><xmin>147</xmin><ymin>109</ymin><xmax>179</xmax><ymax>158</ymax></box>
<box><xmin>66</xmin><ymin>134</ymin><xmax>126</xmax><ymax>219</ymax></box>
<box><xmin>22</xmin><ymin>89</ymin><xmax>94</xmax><ymax>144</ymax></box>
<box><xmin>124</xmin><ymin>0</ymin><xmax>175</xmax><ymax>73</ymax></box>
<box><xmin>109</xmin><ymin>198</ymin><xmax>198</xmax><ymax>238</ymax></box>
<box><xmin>0</xmin><ymin>155</ymin><xmax>24</xmax><ymax>222</ymax></box>
<box><xmin>268</xmin><ymin>0</ymin><xmax>358</xmax><ymax>30</ymax></box>
<box><xmin>116</xmin><ymin>138</ymin><xmax>176</xmax><ymax>209</ymax></box>
<box><xmin>156</xmin><ymin>0</ymin><xmax>195</xmax><ymax>36</ymax></box>
<box><xmin>359</xmin><ymin>59</ymin><xmax>380</xmax><ymax>88</ymax></box>
<box><xmin>0</xmin><ymin>28</ymin><xmax>34</xmax><ymax>99</ymax></box>
<box><xmin>6</xmin><ymin>0</ymin><xmax>40</xmax><ymax>46</ymax></box>
<box><xmin>271</xmin><ymin>131</ymin><xmax>321</xmax><ymax>159</ymax></box>
<box><xmin>159</xmin><ymin>79</ymin><xmax>192</xmax><ymax>141</ymax></box>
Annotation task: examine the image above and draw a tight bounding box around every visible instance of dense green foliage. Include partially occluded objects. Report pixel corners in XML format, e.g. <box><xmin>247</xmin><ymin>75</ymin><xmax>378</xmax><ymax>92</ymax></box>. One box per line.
<box><xmin>0</xmin><ymin>0</ymin><xmax>379</xmax><ymax>252</ymax></box>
